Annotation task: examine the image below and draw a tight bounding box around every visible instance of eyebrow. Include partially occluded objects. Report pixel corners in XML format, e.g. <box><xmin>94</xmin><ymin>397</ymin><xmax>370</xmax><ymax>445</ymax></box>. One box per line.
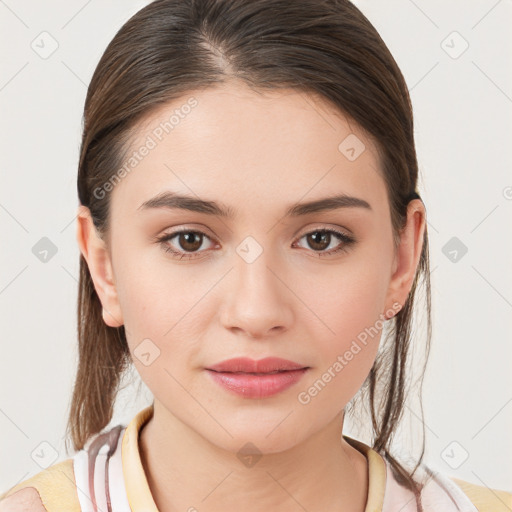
<box><xmin>137</xmin><ymin>191</ymin><xmax>372</xmax><ymax>218</ymax></box>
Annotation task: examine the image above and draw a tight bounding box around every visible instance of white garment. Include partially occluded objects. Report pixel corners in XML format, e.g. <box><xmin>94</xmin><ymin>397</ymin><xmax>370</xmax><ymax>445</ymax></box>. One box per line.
<box><xmin>381</xmin><ymin>458</ymin><xmax>478</xmax><ymax>512</ymax></box>
<box><xmin>73</xmin><ymin>424</ymin><xmax>478</xmax><ymax>512</ymax></box>
<box><xmin>73</xmin><ymin>426</ymin><xmax>131</xmax><ymax>512</ymax></box>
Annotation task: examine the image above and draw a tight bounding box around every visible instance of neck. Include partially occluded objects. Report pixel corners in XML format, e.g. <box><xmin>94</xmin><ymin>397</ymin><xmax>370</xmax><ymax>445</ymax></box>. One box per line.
<box><xmin>138</xmin><ymin>400</ymin><xmax>369</xmax><ymax>512</ymax></box>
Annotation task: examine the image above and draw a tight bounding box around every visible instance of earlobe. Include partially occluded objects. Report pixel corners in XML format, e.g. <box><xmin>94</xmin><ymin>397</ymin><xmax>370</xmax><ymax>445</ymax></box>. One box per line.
<box><xmin>76</xmin><ymin>205</ymin><xmax>124</xmax><ymax>328</ymax></box>
<box><xmin>383</xmin><ymin>199</ymin><xmax>426</xmax><ymax>316</ymax></box>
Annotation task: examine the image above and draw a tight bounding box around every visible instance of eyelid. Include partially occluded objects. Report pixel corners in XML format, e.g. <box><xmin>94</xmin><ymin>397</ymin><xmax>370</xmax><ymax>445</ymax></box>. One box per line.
<box><xmin>294</xmin><ymin>223</ymin><xmax>353</xmax><ymax>238</ymax></box>
<box><xmin>155</xmin><ymin>222</ymin><xmax>352</xmax><ymax>243</ymax></box>
<box><xmin>155</xmin><ymin>223</ymin><xmax>356</xmax><ymax>261</ymax></box>
<box><xmin>151</xmin><ymin>223</ymin><xmax>216</xmax><ymax>241</ymax></box>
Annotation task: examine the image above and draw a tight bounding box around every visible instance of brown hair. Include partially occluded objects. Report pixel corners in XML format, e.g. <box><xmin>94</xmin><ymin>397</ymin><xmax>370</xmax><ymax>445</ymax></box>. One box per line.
<box><xmin>67</xmin><ymin>0</ymin><xmax>432</xmax><ymax>507</ymax></box>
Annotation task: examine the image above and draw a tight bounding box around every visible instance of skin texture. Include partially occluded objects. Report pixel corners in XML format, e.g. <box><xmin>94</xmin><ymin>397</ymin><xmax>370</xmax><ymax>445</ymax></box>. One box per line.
<box><xmin>76</xmin><ymin>80</ymin><xmax>426</xmax><ymax>512</ymax></box>
<box><xmin>0</xmin><ymin>488</ymin><xmax>46</xmax><ymax>511</ymax></box>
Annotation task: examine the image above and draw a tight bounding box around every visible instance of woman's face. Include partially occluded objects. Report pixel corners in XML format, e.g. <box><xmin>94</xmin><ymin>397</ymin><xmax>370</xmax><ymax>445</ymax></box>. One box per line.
<box><xmin>80</xmin><ymin>80</ymin><xmax>424</xmax><ymax>453</ymax></box>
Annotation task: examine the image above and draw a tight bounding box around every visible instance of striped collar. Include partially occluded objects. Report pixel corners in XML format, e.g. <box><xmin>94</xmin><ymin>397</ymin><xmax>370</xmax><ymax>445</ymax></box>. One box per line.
<box><xmin>121</xmin><ymin>404</ymin><xmax>388</xmax><ymax>512</ymax></box>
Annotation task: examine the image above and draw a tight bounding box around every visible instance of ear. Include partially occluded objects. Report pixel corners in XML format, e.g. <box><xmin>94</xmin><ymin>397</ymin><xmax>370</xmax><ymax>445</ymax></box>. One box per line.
<box><xmin>383</xmin><ymin>199</ymin><xmax>426</xmax><ymax>319</ymax></box>
<box><xmin>76</xmin><ymin>205</ymin><xmax>124</xmax><ymax>328</ymax></box>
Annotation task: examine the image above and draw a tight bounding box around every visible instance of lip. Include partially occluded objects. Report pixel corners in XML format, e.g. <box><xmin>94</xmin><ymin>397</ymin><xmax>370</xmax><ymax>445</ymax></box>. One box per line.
<box><xmin>206</xmin><ymin>368</ymin><xmax>309</xmax><ymax>398</ymax></box>
<box><xmin>205</xmin><ymin>357</ymin><xmax>310</xmax><ymax>399</ymax></box>
<box><xmin>206</xmin><ymin>357</ymin><xmax>308</xmax><ymax>373</ymax></box>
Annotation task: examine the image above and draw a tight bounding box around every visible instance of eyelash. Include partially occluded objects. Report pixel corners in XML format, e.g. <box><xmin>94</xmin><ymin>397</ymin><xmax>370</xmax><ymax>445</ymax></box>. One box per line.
<box><xmin>155</xmin><ymin>227</ymin><xmax>356</xmax><ymax>260</ymax></box>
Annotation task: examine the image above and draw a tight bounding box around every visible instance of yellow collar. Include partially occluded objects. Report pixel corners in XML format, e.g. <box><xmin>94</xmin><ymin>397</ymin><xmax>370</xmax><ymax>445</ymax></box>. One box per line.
<box><xmin>122</xmin><ymin>404</ymin><xmax>387</xmax><ymax>512</ymax></box>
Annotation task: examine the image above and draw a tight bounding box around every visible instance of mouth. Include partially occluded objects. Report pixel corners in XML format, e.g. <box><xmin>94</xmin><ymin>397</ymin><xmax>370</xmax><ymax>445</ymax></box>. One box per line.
<box><xmin>206</xmin><ymin>356</ymin><xmax>309</xmax><ymax>374</ymax></box>
<box><xmin>205</xmin><ymin>367</ymin><xmax>310</xmax><ymax>399</ymax></box>
<box><xmin>208</xmin><ymin>369</ymin><xmax>305</xmax><ymax>375</ymax></box>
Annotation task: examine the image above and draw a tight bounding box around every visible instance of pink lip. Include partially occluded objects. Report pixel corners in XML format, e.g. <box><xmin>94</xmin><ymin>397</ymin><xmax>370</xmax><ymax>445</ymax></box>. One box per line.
<box><xmin>206</xmin><ymin>368</ymin><xmax>309</xmax><ymax>398</ymax></box>
<box><xmin>206</xmin><ymin>357</ymin><xmax>307</xmax><ymax>373</ymax></box>
<box><xmin>205</xmin><ymin>357</ymin><xmax>310</xmax><ymax>399</ymax></box>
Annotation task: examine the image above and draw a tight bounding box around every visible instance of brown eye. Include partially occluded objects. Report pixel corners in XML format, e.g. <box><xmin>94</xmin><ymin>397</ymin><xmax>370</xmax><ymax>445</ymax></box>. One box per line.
<box><xmin>294</xmin><ymin>228</ymin><xmax>356</xmax><ymax>257</ymax></box>
<box><xmin>155</xmin><ymin>227</ymin><xmax>356</xmax><ymax>261</ymax></box>
<box><xmin>156</xmin><ymin>229</ymin><xmax>215</xmax><ymax>260</ymax></box>
<box><xmin>306</xmin><ymin>231</ymin><xmax>331</xmax><ymax>251</ymax></box>
<box><xmin>176</xmin><ymin>231</ymin><xmax>203</xmax><ymax>252</ymax></box>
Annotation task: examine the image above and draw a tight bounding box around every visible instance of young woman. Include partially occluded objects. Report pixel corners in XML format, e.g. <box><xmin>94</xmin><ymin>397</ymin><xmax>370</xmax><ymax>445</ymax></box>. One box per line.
<box><xmin>1</xmin><ymin>0</ymin><xmax>510</xmax><ymax>511</ymax></box>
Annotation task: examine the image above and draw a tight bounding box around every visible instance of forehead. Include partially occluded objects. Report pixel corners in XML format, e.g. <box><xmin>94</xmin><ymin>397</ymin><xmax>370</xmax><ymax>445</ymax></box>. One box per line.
<box><xmin>110</xmin><ymin>81</ymin><xmax>387</xmax><ymax>220</ymax></box>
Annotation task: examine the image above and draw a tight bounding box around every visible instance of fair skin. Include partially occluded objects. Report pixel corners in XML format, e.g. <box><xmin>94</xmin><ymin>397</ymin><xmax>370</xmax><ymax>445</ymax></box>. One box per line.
<box><xmin>76</xmin><ymin>80</ymin><xmax>425</xmax><ymax>512</ymax></box>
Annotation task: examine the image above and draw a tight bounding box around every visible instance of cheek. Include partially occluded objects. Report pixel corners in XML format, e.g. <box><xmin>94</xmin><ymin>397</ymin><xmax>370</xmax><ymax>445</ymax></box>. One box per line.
<box><xmin>296</xmin><ymin>256</ymin><xmax>389</xmax><ymax>405</ymax></box>
<box><xmin>115</xmin><ymin>245</ymin><xmax>200</xmax><ymax>331</ymax></box>
<box><xmin>308</xmin><ymin>258</ymin><xmax>389</xmax><ymax>345</ymax></box>
<box><xmin>113</xmin><ymin>250</ymin><xmax>212</xmax><ymax>378</ymax></box>
<box><xmin>300</xmin><ymin>291</ymin><xmax>383</xmax><ymax>415</ymax></box>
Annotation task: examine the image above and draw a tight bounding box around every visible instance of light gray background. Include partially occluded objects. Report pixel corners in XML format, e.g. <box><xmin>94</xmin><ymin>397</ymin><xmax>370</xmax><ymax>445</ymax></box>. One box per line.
<box><xmin>1</xmin><ymin>0</ymin><xmax>511</xmax><ymax>496</ymax></box>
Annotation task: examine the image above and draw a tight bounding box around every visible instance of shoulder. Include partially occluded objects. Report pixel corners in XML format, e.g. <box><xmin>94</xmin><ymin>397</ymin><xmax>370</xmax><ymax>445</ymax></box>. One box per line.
<box><xmin>382</xmin><ymin>455</ymin><xmax>511</xmax><ymax>512</ymax></box>
<box><xmin>449</xmin><ymin>476</ymin><xmax>512</xmax><ymax>512</ymax></box>
<box><xmin>0</xmin><ymin>458</ymin><xmax>80</xmax><ymax>512</ymax></box>
<box><xmin>0</xmin><ymin>487</ymin><xmax>45</xmax><ymax>512</ymax></box>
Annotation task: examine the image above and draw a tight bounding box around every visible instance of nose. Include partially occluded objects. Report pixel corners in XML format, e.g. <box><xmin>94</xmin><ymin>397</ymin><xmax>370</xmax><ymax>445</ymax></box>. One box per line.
<box><xmin>219</xmin><ymin>246</ymin><xmax>294</xmax><ymax>339</ymax></box>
